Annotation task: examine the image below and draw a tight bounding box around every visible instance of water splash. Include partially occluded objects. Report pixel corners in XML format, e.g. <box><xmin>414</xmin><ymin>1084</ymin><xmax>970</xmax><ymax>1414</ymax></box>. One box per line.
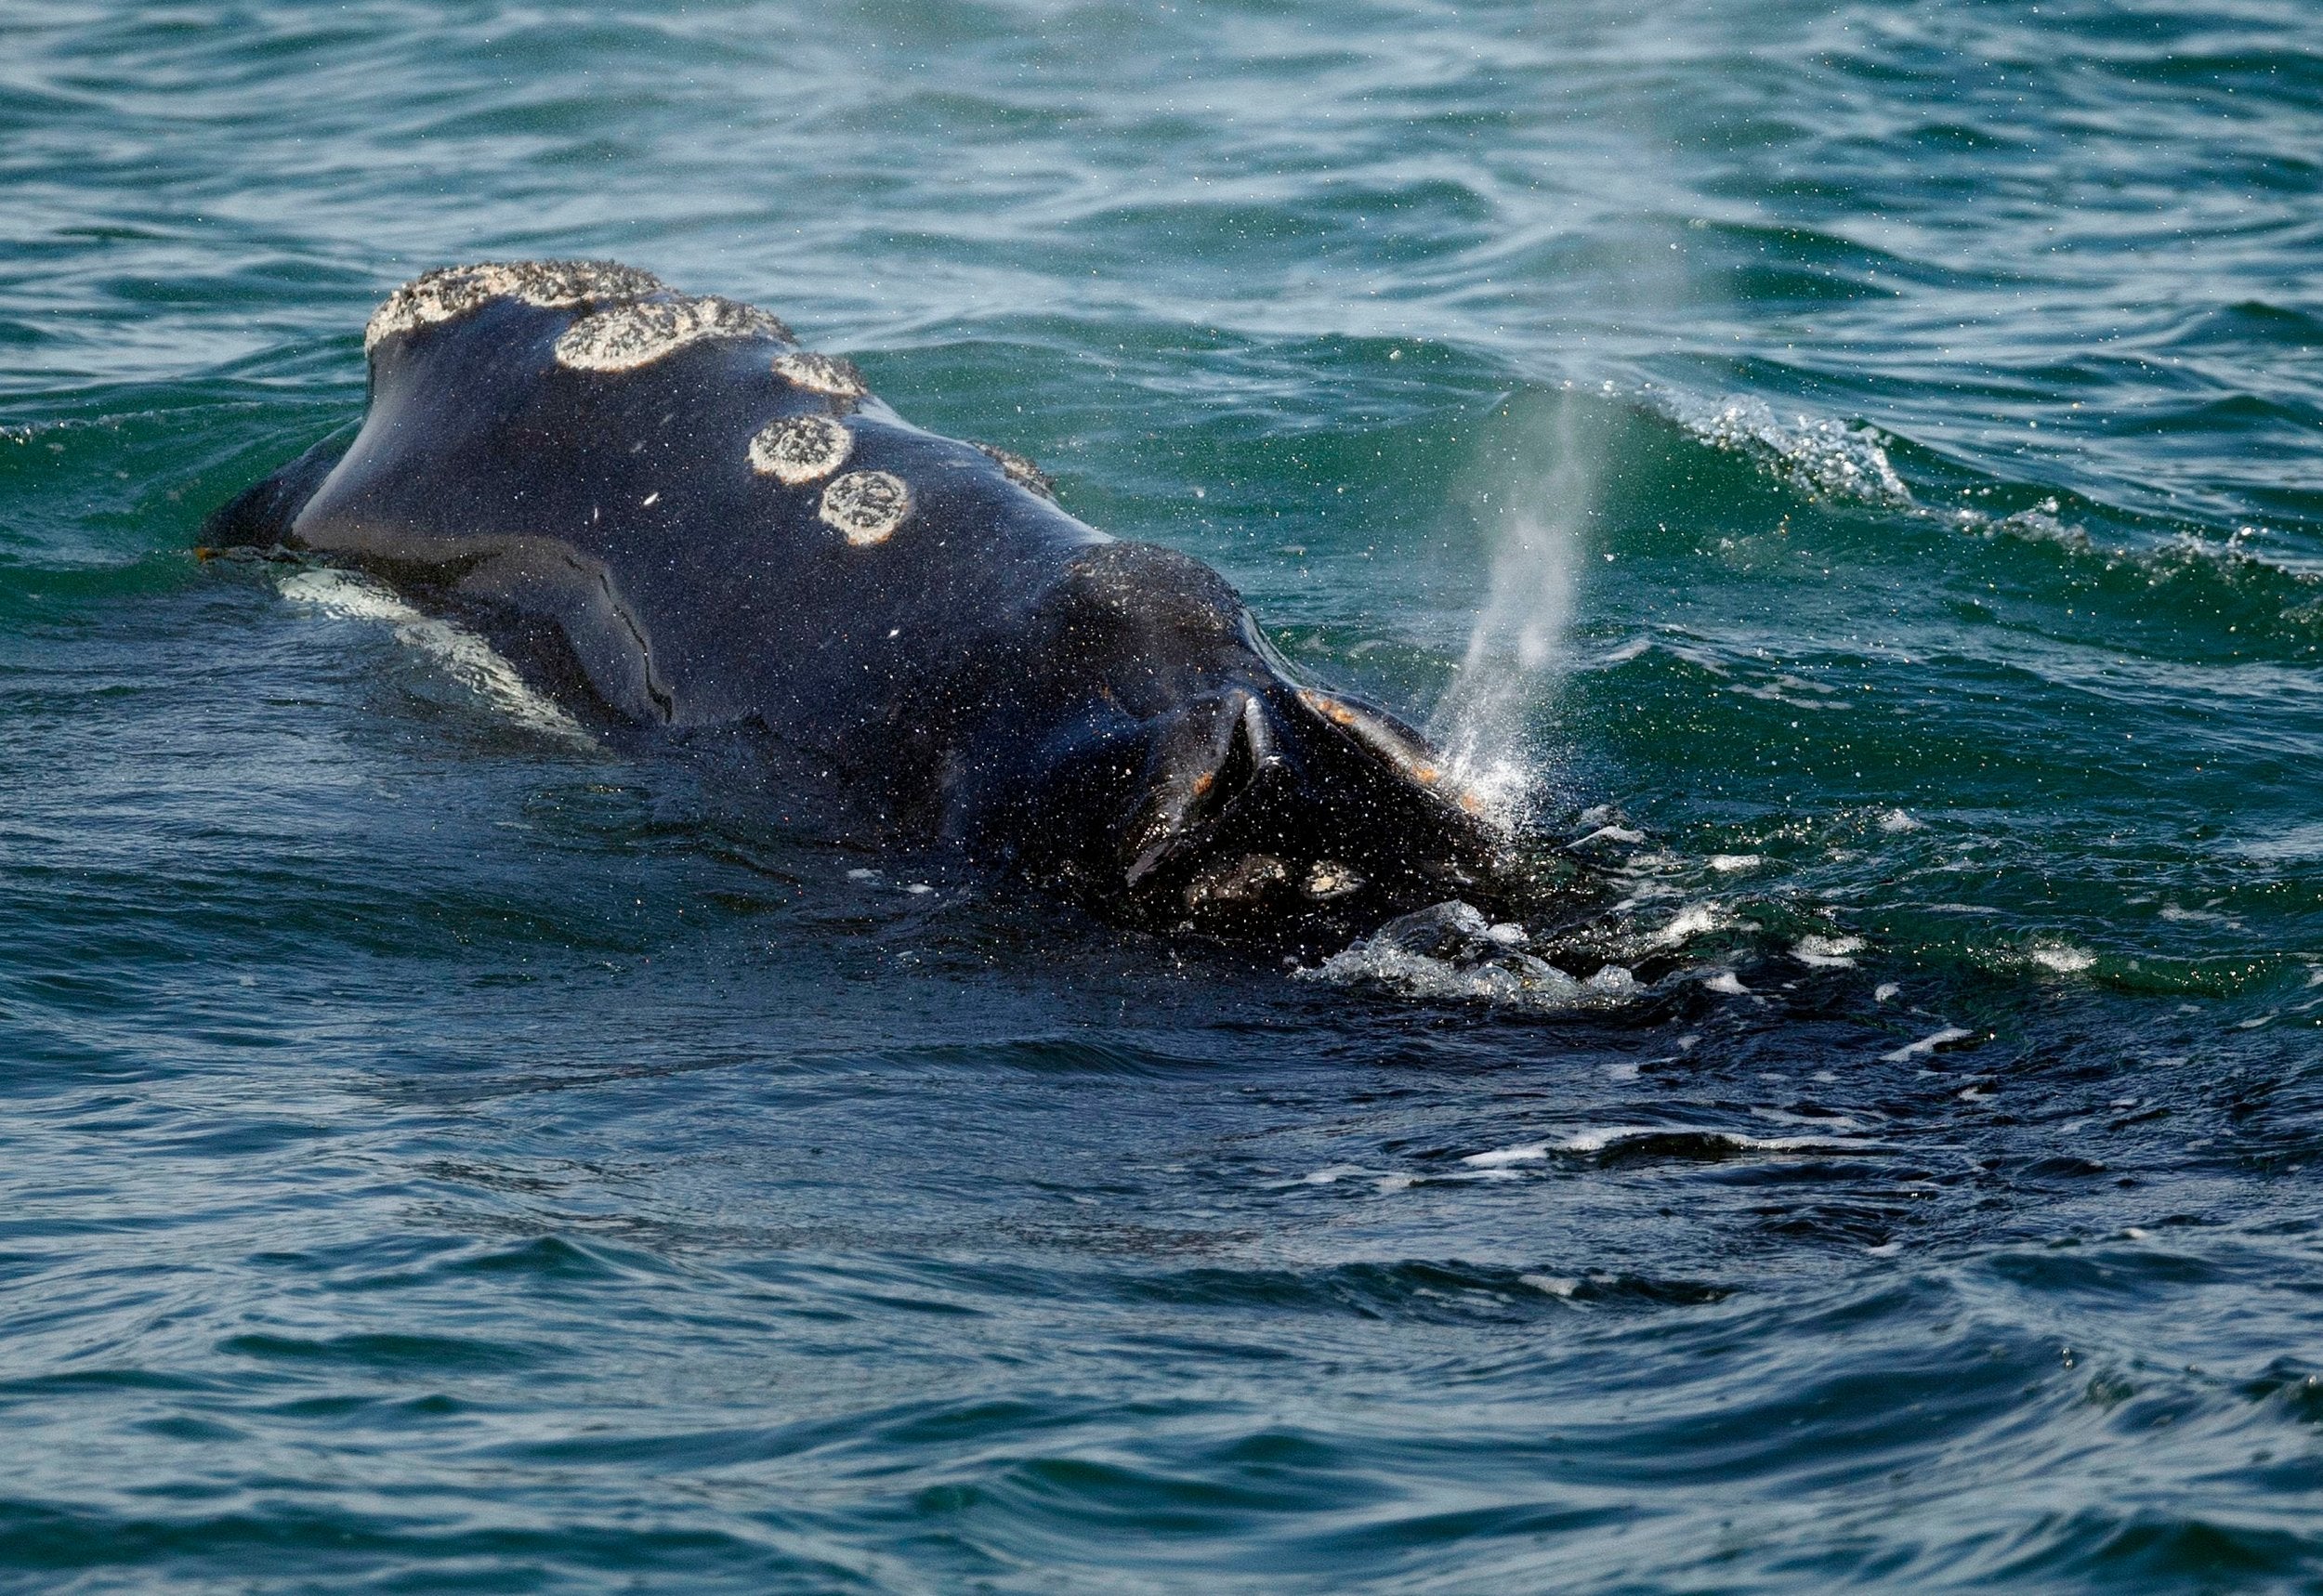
<box><xmin>1664</xmin><ymin>393</ymin><xmax>1911</xmax><ymax>507</ymax></box>
<box><xmin>1430</xmin><ymin>388</ymin><xmax>1597</xmax><ymax>818</ymax></box>
<box><xmin>278</xmin><ymin>567</ymin><xmax>597</xmax><ymax>747</ymax></box>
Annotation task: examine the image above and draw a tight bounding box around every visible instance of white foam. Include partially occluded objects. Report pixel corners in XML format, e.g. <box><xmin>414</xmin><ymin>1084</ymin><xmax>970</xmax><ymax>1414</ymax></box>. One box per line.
<box><xmin>1709</xmin><ymin>853</ymin><xmax>1763</xmax><ymax>872</ymax></box>
<box><xmin>1882</xmin><ymin>1026</ymin><xmax>1975</xmax><ymax>1063</ymax></box>
<box><xmin>1878</xmin><ymin>809</ymin><xmax>1923</xmax><ymax>832</ymax></box>
<box><xmin>1555</xmin><ymin>1125</ymin><xmax>1876</xmax><ymax>1156</ymax></box>
<box><xmin>1296</xmin><ymin>901</ymin><xmax>1640</xmax><ymax>1014</ymax></box>
<box><xmin>2229</xmin><ymin>824</ymin><xmax>2323</xmax><ymax>862</ymax></box>
<box><xmin>1792</xmin><ymin>934</ymin><xmax>1865</xmax><ymax>968</ymax></box>
<box><xmin>1754</xmin><ymin>1107</ymin><xmax>1865</xmax><ymax>1132</ymax></box>
<box><xmin>1463</xmin><ymin>1143</ymin><xmax>1549</xmax><ymax>1168</ymax></box>
<box><xmin>1667</xmin><ymin>394</ymin><xmax>1911</xmax><ymax>507</ymax></box>
<box><xmin>1301</xmin><ymin>939</ymin><xmax>1639</xmax><ymax>1012</ymax></box>
<box><xmin>277</xmin><ymin>568</ymin><xmax>593</xmax><ymax>746</ymax></box>
<box><xmin>1649</xmin><ymin>903</ymin><xmax>1728</xmax><ymax>947</ymax></box>
<box><xmin>1575</xmin><ymin>824</ymin><xmax>1647</xmax><ymax>846</ymax></box>
<box><xmin>2029</xmin><ymin>944</ymin><xmax>2095</xmax><ymax>974</ymax></box>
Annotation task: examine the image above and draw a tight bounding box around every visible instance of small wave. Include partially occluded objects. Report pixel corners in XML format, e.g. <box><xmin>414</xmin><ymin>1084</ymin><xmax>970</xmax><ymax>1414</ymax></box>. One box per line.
<box><xmin>1792</xmin><ymin>934</ymin><xmax>1865</xmax><ymax>968</ymax></box>
<box><xmin>1663</xmin><ymin>393</ymin><xmax>1911</xmax><ymax>508</ymax></box>
<box><xmin>1654</xmin><ymin>388</ymin><xmax>2323</xmax><ymax>650</ymax></box>
<box><xmin>2028</xmin><ymin>943</ymin><xmax>2096</xmax><ymax>975</ymax></box>
<box><xmin>1464</xmin><ymin>1125</ymin><xmax>1879</xmax><ymax>1167</ymax></box>
<box><xmin>1883</xmin><ymin>1026</ymin><xmax>1976</xmax><ymax>1063</ymax></box>
<box><xmin>1944</xmin><ymin>498</ymin><xmax>2323</xmax><ymax>644</ymax></box>
<box><xmin>277</xmin><ymin>568</ymin><xmax>595</xmax><ymax>747</ymax></box>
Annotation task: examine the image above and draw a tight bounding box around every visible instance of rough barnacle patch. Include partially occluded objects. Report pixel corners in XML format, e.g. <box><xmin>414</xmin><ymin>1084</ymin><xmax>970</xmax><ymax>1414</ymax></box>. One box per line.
<box><xmin>971</xmin><ymin>441</ymin><xmax>1057</xmax><ymax>501</ymax></box>
<box><xmin>773</xmin><ymin>350</ymin><xmax>869</xmax><ymax>399</ymax></box>
<box><xmin>556</xmin><ymin>295</ymin><xmax>794</xmax><ymax>372</ymax></box>
<box><xmin>819</xmin><ymin>470</ymin><xmax>912</xmax><ymax>545</ymax></box>
<box><xmin>1297</xmin><ymin>688</ymin><xmax>1360</xmax><ymax>727</ymax></box>
<box><xmin>1298</xmin><ymin>687</ymin><xmax>1457</xmax><ymax>793</ymax></box>
<box><xmin>364</xmin><ymin>259</ymin><xmax>664</xmax><ymax>355</ymax></box>
<box><xmin>1185</xmin><ymin>854</ymin><xmax>1289</xmax><ymax>910</ymax></box>
<box><xmin>1304</xmin><ymin>861</ymin><xmax>1366</xmax><ymax>900</ymax></box>
<box><xmin>747</xmin><ymin>414</ymin><xmax>853</xmax><ymax>485</ymax></box>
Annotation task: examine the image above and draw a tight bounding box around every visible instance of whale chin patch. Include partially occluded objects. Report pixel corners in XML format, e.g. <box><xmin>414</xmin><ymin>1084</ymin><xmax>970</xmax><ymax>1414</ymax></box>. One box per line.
<box><xmin>819</xmin><ymin>470</ymin><xmax>912</xmax><ymax>545</ymax></box>
<box><xmin>747</xmin><ymin>414</ymin><xmax>854</xmax><ymax>485</ymax></box>
<box><xmin>365</xmin><ymin>260</ymin><xmax>665</xmax><ymax>355</ymax></box>
<box><xmin>773</xmin><ymin>350</ymin><xmax>869</xmax><ymax>400</ymax></box>
<box><xmin>555</xmin><ymin>295</ymin><xmax>796</xmax><ymax>372</ymax></box>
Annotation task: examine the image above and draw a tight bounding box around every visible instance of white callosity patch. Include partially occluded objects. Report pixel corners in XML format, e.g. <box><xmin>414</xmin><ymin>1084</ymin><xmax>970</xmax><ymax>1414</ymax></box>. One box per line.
<box><xmin>747</xmin><ymin>414</ymin><xmax>854</xmax><ymax>485</ymax></box>
<box><xmin>364</xmin><ymin>260</ymin><xmax>665</xmax><ymax>356</ymax></box>
<box><xmin>276</xmin><ymin>568</ymin><xmax>594</xmax><ymax>746</ymax></box>
<box><xmin>1303</xmin><ymin>860</ymin><xmax>1365</xmax><ymax>901</ymax></box>
<box><xmin>819</xmin><ymin>470</ymin><xmax>912</xmax><ymax>545</ymax></box>
<box><xmin>971</xmin><ymin>441</ymin><xmax>1057</xmax><ymax>501</ymax></box>
<box><xmin>773</xmin><ymin>350</ymin><xmax>869</xmax><ymax>399</ymax></box>
<box><xmin>556</xmin><ymin>295</ymin><xmax>794</xmax><ymax>373</ymax></box>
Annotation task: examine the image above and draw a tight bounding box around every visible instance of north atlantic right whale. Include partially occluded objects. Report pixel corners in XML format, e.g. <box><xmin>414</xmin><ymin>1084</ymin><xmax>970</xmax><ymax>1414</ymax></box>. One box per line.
<box><xmin>203</xmin><ymin>260</ymin><xmax>1510</xmax><ymax>938</ymax></box>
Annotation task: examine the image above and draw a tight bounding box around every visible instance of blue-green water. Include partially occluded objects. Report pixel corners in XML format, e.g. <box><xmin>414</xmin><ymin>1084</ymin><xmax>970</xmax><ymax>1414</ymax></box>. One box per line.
<box><xmin>5</xmin><ymin>2</ymin><xmax>2322</xmax><ymax>1589</ymax></box>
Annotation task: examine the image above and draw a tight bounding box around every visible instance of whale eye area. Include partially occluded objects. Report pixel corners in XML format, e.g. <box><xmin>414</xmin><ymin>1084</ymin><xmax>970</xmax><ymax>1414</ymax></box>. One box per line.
<box><xmin>819</xmin><ymin>470</ymin><xmax>912</xmax><ymax>546</ymax></box>
<box><xmin>556</xmin><ymin>295</ymin><xmax>795</xmax><ymax>373</ymax></box>
<box><xmin>773</xmin><ymin>351</ymin><xmax>869</xmax><ymax>400</ymax></box>
<box><xmin>365</xmin><ymin>259</ymin><xmax>668</xmax><ymax>355</ymax></box>
<box><xmin>747</xmin><ymin>414</ymin><xmax>854</xmax><ymax>486</ymax></box>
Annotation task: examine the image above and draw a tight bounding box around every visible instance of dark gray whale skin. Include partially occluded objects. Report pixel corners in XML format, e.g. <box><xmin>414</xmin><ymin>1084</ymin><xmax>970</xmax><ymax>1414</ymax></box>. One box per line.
<box><xmin>204</xmin><ymin>261</ymin><xmax>1504</xmax><ymax>936</ymax></box>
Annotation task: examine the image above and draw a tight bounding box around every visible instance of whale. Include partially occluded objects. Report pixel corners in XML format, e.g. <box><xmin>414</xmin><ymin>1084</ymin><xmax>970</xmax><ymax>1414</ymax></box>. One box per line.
<box><xmin>203</xmin><ymin>260</ymin><xmax>1507</xmax><ymax>936</ymax></box>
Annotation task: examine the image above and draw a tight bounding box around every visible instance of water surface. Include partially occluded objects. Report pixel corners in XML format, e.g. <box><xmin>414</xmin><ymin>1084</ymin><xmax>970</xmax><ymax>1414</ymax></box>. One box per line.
<box><xmin>4</xmin><ymin>2</ymin><xmax>2321</xmax><ymax>1590</ymax></box>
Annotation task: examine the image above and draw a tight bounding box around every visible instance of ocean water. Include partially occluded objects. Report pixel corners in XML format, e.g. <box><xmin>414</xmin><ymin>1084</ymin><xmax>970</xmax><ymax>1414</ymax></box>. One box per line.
<box><xmin>4</xmin><ymin>1</ymin><xmax>2321</xmax><ymax>1589</ymax></box>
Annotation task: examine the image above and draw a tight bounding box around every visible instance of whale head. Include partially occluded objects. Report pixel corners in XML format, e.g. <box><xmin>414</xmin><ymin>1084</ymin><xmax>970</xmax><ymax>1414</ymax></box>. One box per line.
<box><xmin>954</xmin><ymin>542</ymin><xmax>1510</xmax><ymax>938</ymax></box>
